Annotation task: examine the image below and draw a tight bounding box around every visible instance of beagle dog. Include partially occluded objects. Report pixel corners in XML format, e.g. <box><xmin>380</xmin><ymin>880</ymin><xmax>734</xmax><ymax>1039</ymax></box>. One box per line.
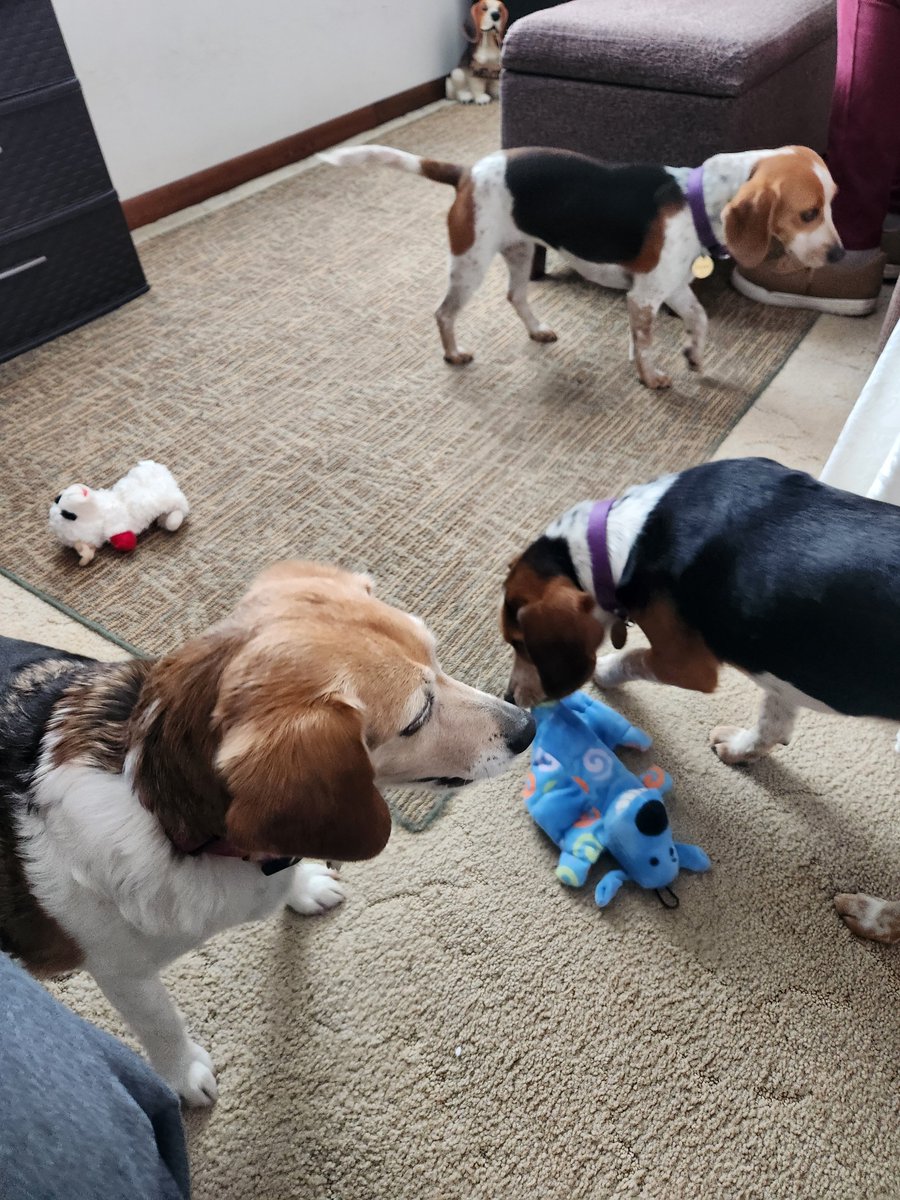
<box><xmin>446</xmin><ymin>1</ymin><xmax>508</xmax><ymax>105</ymax></box>
<box><xmin>500</xmin><ymin>458</ymin><xmax>900</xmax><ymax>938</ymax></box>
<box><xmin>0</xmin><ymin>562</ymin><xmax>534</xmax><ymax>1105</ymax></box>
<box><xmin>322</xmin><ymin>144</ymin><xmax>843</xmax><ymax>388</ymax></box>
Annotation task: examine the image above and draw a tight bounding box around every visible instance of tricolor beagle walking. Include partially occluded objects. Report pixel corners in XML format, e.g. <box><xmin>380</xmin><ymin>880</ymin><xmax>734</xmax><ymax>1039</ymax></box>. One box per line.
<box><xmin>322</xmin><ymin>144</ymin><xmax>843</xmax><ymax>388</ymax></box>
<box><xmin>500</xmin><ymin>458</ymin><xmax>900</xmax><ymax>940</ymax></box>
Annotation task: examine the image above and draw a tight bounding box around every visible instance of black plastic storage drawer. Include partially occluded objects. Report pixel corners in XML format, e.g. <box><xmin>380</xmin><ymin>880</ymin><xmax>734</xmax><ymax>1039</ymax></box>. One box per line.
<box><xmin>0</xmin><ymin>0</ymin><xmax>75</xmax><ymax>100</ymax></box>
<box><xmin>0</xmin><ymin>82</ymin><xmax>113</xmax><ymax>234</ymax></box>
<box><xmin>0</xmin><ymin>194</ymin><xmax>148</xmax><ymax>363</ymax></box>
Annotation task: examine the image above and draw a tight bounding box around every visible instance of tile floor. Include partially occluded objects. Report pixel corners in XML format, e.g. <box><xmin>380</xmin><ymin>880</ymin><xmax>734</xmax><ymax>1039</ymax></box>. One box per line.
<box><xmin>3</xmin><ymin>102</ymin><xmax>893</xmax><ymax>652</ymax></box>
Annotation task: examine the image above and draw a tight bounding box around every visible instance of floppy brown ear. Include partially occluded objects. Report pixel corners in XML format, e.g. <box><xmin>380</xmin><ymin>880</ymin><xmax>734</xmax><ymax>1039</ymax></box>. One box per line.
<box><xmin>464</xmin><ymin>3</ymin><xmax>480</xmax><ymax>41</ymax></box>
<box><xmin>218</xmin><ymin>698</ymin><xmax>391</xmax><ymax>862</ymax></box>
<box><xmin>722</xmin><ymin>181</ymin><xmax>777</xmax><ymax>268</ymax></box>
<box><xmin>519</xmin><ymin>583</ymin><xmax>604</xmax><ymax>699</ymax></box>
<box><xmin>497</xmin><ymin>2</ymin><xmax>509</xmax><ymax>37</ymax></box>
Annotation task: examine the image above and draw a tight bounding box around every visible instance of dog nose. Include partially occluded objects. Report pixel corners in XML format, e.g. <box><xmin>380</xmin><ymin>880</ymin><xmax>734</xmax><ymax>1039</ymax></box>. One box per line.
<box><xmin>827</xmin><ymin>243</ymin><xmax>845</xmax><ymax>263</ymax></box>
<box><xmin>491</xmin><ymin>8</ymin><xmax>501</xmax><ymax>17</ymax></box>
<box><xmin>505</xmin><ymin>707</ymin><xmax>536</xmax><ymax>754</ymax></box>
<box><xmin>504</xmin><ymin>689</ymin><xmax>515</xmax><ymax>705</ymax></box>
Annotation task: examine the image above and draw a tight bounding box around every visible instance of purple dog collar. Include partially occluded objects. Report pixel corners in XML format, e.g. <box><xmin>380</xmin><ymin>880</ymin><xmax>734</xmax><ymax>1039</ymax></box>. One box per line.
<box><xmin>587</xmin><ymin>499</ymin><xmax>626</xmax><ymax>619</ymax></box>
<box><xmin>686</xmin><ymin>166</ymin><xmax>729</xmax><ymax>260</ymax></box>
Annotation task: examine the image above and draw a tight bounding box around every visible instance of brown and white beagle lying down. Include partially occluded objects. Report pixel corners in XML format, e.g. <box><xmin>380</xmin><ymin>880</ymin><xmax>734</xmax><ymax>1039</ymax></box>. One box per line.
<box><xmin>0</xmin><ymin>562</ymin><xmax>534</xmax><ymax>1105</ymax></box>
<box><xmin>500</xmin><ymin>458</ymin><xmax>900</xmax><ymax>941</ymax></box>
<box><xmin>322</xmin><ymin>143</ymin><xmax>844</xmax><ymax>388</ymax></box>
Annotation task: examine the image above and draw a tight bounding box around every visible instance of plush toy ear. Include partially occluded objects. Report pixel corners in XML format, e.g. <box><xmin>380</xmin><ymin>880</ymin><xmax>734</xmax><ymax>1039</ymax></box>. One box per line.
<box><xmin>674</xmin><ymin>842</ymin><xmax>711</xmax><ymax>874</ymax></box>
<box><xmin>594</xmin><ymin>869</ymin><xmax>627</xmax><ymax>907</ymax></box>
<box><xmin>722</xmin><ymin>180</ymin><xmax>778</xmax><ymax>268</ymax></box>
<box><xmin>218</xmin><ymin>697</ymin><xmax>392</xmax><ymax>862</ymax></box>
<box><xmin>519</xmin><ymin>582</ymin><xmax>604</xmax><ymax>700</ymax></box>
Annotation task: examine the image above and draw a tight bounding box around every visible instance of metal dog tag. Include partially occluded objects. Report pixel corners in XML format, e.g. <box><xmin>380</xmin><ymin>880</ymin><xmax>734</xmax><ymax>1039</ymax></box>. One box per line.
<box><xmin>691</xmin><ymin>254</ymin><xmax>714</xmax><ymax>279</ymax></box>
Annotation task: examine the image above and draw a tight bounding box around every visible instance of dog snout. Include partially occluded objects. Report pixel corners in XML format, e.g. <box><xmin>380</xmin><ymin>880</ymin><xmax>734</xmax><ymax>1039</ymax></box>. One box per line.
<box><xmin>827</xmin><ymin>242</ymin><xmax>845</xmax><ymax>264</ymax></box>
<box><xmin>490</xmin><ymin>8</ymin><xmax>501</xmax><ymax>18</ymax></box>
<box><xmin>501</xmin><ymin>703</ymin><xmax>536</xmax><ymax>754</ymax></box>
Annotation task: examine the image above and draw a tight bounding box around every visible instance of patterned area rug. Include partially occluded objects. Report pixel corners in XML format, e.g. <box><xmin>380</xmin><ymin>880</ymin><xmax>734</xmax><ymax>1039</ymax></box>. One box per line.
<box><xmin>0</xmin><ymin>103</ymin><xmax>816</xmax><ymax>827</ymax></box>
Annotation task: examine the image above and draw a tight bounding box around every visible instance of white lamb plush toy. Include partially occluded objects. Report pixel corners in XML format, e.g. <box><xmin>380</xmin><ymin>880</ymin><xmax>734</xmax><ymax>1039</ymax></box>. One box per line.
<box><xmin>49</xmin><ymin>460</ymin><xmax>190</xmax><ymax>567</ymax></box>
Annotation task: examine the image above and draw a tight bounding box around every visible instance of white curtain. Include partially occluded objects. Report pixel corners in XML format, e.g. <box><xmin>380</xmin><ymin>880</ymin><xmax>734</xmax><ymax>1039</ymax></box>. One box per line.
<box><xmin>820</xmin><ymin>319</ymin><xmax>900</xmax><ymax>503</ymax></box>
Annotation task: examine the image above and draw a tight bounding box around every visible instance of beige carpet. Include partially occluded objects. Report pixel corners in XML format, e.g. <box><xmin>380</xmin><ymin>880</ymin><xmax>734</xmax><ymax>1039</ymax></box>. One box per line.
<box><xmin>48</xmin><ymin>661</ymin><xmax>900</xmax><ymax>1200</ymax></box>
<box><xmin>0</xmin><ymin>102</ymin><xmax>817</xmax><ymax>825</ymax></box>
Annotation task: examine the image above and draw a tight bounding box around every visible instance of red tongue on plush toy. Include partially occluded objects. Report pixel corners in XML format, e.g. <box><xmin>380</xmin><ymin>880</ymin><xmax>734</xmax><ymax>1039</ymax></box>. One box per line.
<box><xmin>109</xmin><ymin>530</ymin><xmax>137</xmax><ymax>552</ymax></box>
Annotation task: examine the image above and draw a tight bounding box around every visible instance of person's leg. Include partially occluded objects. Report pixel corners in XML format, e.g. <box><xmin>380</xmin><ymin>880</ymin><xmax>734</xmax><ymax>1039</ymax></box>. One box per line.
<box><xmin>828</xmin><ymin>0</ymin><xmax>900</xmax><ymax>250</ymax></box>
<box><xmin>0</xmin><ymin>953</ymin><xmax>190</xmax><ymax>1200</ymax></box>
<box><xmin>733</xmin><ymin>0</ymin><xmax>900</xmax><ymax>312</ymax></box>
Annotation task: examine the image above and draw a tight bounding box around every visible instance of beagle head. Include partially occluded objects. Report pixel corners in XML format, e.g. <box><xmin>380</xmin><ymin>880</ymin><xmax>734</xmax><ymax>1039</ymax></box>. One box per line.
<box><xmin>468</xmin><ymin>1</ymin><xmax>508</xmax><ymax>40</ymax></box>
<box><xmin>501</xmin><ymin>544</ymin><xmax>605</xmax><ymax>709</ymax></box>
<box><xmin>135</xmin><ymin>562</ymin><xmax>534</xmax><ymax>864</ymax></box>
<box><xmin>722</xmin><ymin>147</ymin><xmax>843</xmax><ymax>270</ymax></box>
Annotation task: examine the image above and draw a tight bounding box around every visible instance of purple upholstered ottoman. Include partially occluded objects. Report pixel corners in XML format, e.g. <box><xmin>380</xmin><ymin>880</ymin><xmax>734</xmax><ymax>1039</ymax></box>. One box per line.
<box><xmin>501</xmin><ymin>0</ymin><xmax>837</xmax><ymax>166</ymax></box>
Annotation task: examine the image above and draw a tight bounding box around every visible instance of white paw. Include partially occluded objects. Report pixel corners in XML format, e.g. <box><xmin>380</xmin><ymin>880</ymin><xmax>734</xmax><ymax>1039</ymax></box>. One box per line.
<box><xmin>458</xmin><ymin>92</ymin><xmax>474</xmax><ymax>104</ymax></box>
<box><xmin>161</xmin><ymin>509</ymin><xmax>185</xmax><ymax>532</ymax></box>
<box><xmin>709</xmin><ymin>725</ymin><xmax>765</xmax><ymax>765</ymax></box>
<box><xmin>835</xmin><ymin>892</ymin><xmax>900</xmax><ymax>944</ymax></box>
<box><xmin>169</xmin><ymin>1041</ymin><xmax>218</xmax><ymax>1107</ymax></box>
<box><xmin>288</xmin><ymin>861</ymin><xmax>347</xmax><ymax>915</ymax></box>
<box><xmin>475</xmin><ymin>93</ymin><xmax>492</xmax><ymax>105</ymax></box>
<box><xmin>594</xmin><ymin>654</ymin><xmax>625</xmax><ymax>689</ymax></box>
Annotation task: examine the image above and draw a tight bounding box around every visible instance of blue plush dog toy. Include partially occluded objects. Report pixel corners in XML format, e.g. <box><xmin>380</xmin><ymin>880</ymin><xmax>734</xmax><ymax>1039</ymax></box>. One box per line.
<box><xmin>523</xmin><ymin>692</ymin><xmax>710</xmax><ymax>907</ymax></box>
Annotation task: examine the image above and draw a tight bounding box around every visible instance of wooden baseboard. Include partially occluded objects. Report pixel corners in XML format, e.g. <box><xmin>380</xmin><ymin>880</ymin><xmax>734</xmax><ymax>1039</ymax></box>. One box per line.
<box><xmin>122</xmin><ymin>77</ymin><xmax>446</xmax><ymax>230</ymax></box>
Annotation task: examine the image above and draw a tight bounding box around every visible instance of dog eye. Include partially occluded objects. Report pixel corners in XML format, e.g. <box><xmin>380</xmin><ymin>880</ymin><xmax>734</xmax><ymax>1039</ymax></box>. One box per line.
<box><xmin>800</xmin><ymin>207</ymin><xmax>820</xmax><ymax>223</ymax></box>
<box><xmin>61</xmin><ymin>510</ymin><xmax>77</xmax><ymax>521</ymax></box>
<box><xmin>400</xmin><ymin>693</ymin><xmax>434</xmax><ymax>737</ymax></box>
<box><xmin>54</xmin><ymin>493</ymin><xmax>61</xmax><ymax>504</ymax></box>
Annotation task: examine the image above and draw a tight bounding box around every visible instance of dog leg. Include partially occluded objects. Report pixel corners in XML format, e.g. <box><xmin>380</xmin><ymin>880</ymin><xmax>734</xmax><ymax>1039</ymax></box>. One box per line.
<box><xmin>626</xmin><ymin>292</ymin><xmax>669</xmax><ymax>389</ymax></box>
<box><xmin>594</xmin><ymin>648</ymin><xmax>658</xmax><ymax>688</ymax></box>
<box><xmin>834</xmin><ymin>893</ymin><xmax>900</xmax><ymax>943</ymax></box>
<box><xmin>469</xmin><ymin>74</ymin><xmax>491</xmax><ymax>104</ymax></box>
<box><xmin>709</xmin><ymin>688</ymin><xmax>797</xmax><ymax>765</ymax></box>
<box><xmin>436</xmin><ymin>244</ymin><xmax>493</xmax><ymax>365</ymax></box>
<box><xmin>665</xmin><ymin>283</ymin><xmax>708</xmax><ymax>373</ymax></box>
<box><xmin>286</xmin><ymin>861</ymin><xmax>347</xmax><ymax>915</ymax></box>
<box><xmin>91</xmin><ymin>969</ymin><xmax>218</xmax><ymax>1107</ymax></box>
<box><xmin>502</xmin><ymin>242</ymin><xmax>557</xmax><ymax>344</ymax></box>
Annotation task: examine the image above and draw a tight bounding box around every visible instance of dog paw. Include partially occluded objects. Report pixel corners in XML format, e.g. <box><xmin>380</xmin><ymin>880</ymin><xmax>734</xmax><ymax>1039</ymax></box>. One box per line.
<box><xmin>529</xmin><ymin>326</ymin><xmax>558</xmax><ymax>344</ymax></box>
<box><xmin>475</xmin><ymin>93</ymin><xmax>492</xmax><ymax>105</ymax></box>
<box><xmin>170</xmin><ymin>1042</ymin><xmax>218</xmax><ymax>1107</ymax></box>
<box><xmin>834</xmin><ymin>892</ymin><xmax>900</xmax><ymax>944</ymax></box>
<box><xmin>444</xmin><ymin>351</ymin><xmax>474</xmax><ymax>366</ymax></box>
<box><xmin>708</xmin><ymin>725</ymin><xmax>767</xmax><ymax>765</ymax></box>
<box><xmin>639</xmin><ymin>368</ymin><xmax>672</xmax><ymax>390</ymax></box>
<box><xmin>593</xmin><ymin>655</ymin><xmax>625</xmax><ymax>689</ymax></box>
<box><xmin>458</xmin><ymin>93</ymin><xmax>474</xmax><ymax>104</ymax></box>
<box><xmin>288</xmin><ymin>862</ymin><xmax>347</xmax><ymax>916</ymax></box>
<box><xmin>682</xmin><ymin>346</ymin><xmax>703</xmax><ymax>372</ymax></box>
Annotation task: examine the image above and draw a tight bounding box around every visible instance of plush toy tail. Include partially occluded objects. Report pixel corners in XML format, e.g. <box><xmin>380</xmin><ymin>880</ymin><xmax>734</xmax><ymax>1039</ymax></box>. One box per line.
<box><xmin>319</xmin><ymin>145</ymin><xmax>465</xmax><ymax>188</ymax></box>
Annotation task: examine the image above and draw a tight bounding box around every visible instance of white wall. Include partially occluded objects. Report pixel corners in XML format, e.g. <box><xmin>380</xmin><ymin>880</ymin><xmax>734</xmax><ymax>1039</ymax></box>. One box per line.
<box><xmin>53</xmin><ymin>0</ymin><xmax>464</xmax><ymax>200</ymax></box>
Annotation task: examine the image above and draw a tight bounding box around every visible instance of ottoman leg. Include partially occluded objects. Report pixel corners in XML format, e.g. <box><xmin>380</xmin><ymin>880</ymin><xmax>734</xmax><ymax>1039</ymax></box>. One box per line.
<box><xmin>531</xmin><ymin>244</ymin><xmax>547</xmax><ymax>279</ymax></box>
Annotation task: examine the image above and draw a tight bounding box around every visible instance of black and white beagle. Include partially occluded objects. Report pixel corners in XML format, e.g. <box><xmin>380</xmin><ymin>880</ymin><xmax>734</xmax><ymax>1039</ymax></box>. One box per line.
<box><xmin>322</xmin><ymin>144</ymin><xmax>844</xmax><ymax>388</ymax></box>
<box><xmin>500</xmin><ymin>458</ymin><xmax>900</xmax><ymax>939</ymax></box>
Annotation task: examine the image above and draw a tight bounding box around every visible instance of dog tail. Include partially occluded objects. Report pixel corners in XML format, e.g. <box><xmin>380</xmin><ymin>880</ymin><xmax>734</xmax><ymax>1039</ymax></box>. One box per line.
<box><xmin>319</xmin><ymin>145</ymin><xmax>465</xmax><ymax>188</ymax></box>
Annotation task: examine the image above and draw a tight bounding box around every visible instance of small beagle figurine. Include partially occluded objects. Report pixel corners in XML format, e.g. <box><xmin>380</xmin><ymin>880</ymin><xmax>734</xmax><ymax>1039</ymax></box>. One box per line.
<box><xmin>446</xmin><ymin>1</ymin><xmax>508</xmax><ymax>105</ymax></box>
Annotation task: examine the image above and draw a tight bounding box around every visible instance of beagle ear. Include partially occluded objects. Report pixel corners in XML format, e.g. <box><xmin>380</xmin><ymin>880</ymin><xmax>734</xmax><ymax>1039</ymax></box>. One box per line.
<box><xmin>464</xmin><ymin>3</ymin><xmax>480</xmax><ymax>41</ymax></box>
<box><xmin>519</xmin><ymin>582</ymin><xmax>604</xmax><ymax>699</ymax></box>
<box><xmin>497</xmin><ymin>2</ymin><xmax>509</xmax><ymax>37</ymax></box>
<box><xmin>218</xmin><ymin>698</ymin><xmax>392</xmax><ymax>862</ymax></box>
<box><xmin>722</xmin><ymin>181</ymin><xmax>778</xmax><ymax>268</ymax></box>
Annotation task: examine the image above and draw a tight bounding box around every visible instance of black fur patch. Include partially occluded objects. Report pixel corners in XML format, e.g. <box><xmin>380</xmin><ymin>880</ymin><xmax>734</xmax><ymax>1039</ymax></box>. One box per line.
<box><xmin>505</xmin><ymin>150</ymin><xmax>685</xmax><ymax>264</ymax></box>
<box><xmin>519</xmin><ymin>535</ymin><xmax>581</xmax><ymax>589</ymax></box>
<box><xmin>618</xmin><ymin>458</ymin><xmax>900</xmax><ymax>719</ymax></box>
